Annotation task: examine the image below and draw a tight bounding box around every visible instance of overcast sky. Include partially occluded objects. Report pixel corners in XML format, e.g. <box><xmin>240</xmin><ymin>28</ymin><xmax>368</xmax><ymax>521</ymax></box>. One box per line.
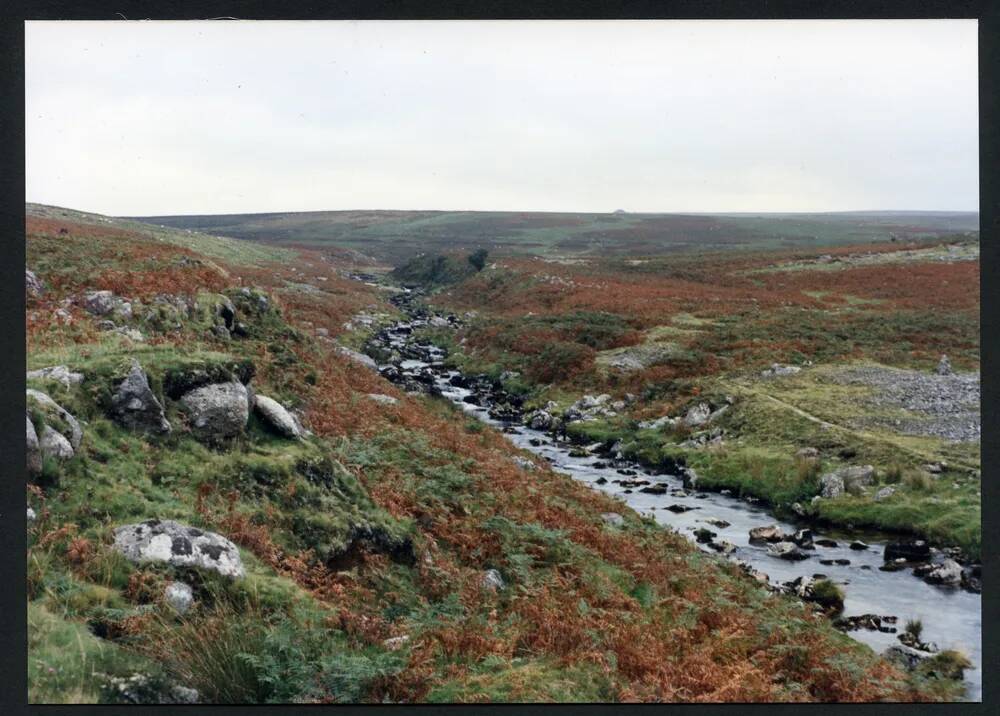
<box><xmin>26</xmin><ymin>20</ymin><xmax>978</xmax><ymax>215</ymax></box>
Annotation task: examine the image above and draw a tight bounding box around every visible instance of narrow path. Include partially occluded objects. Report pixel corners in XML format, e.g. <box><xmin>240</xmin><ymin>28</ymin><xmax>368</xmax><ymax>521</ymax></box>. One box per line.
<box><xmin>720</xmin><ymin>380</ymin><xmax>979</xmax><ymax>473</ymax></box>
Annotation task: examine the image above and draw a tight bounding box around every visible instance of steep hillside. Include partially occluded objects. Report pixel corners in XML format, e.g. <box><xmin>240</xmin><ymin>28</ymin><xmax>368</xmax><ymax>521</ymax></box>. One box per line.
<box><xmin>130</xmin><ymin>209</ymin><xmax>979</xmax><ymax>263</ymax></box>
<box><xmin>25</xmin><ymin>207</ymin><xmax>966</xmax><ymax>703</ymax></box>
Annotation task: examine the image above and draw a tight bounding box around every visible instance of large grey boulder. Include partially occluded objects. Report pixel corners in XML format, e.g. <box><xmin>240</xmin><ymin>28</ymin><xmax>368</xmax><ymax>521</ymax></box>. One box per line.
<box><xmin>749</xmin><ymin>525</ymin><xmax>786</xmax><ymax>543</ymax></box>
<box><xmin>26</xmin><ymin>389</ymin><xmax>82</xmax><ymax>450</ymax></box>
<box><xmin>26</xmin><ymin>414</ymin><xmax>42</xmax><ymax>476</ymax></box>
<box><xmin>113</xmin><ymin>520</ymin><xmax>245</xmax><ymax>578</ymax></box>
<box><xmin>26</xmin><ymin>267</ymin><xmax>44</xmax><ymax>297</ymax></box>
<box><xmin>39</xmin><ymin>425</ymin><xmax>74</xmax><ymax>460</ymax></box>
<box><xmin>27</xmin><ymin>365</ymin><xmax>84</xmax><ymax>388</ymax></box>
<box><xmin>253</xmin><ymin>395</ymin><xmax>301</xmax><ymax>439</ymax></box>
<box><xmin>819</xmin><ymin>465</ymin><xmax>875</xmax><ymax>498</ymax></box>
<box><xmin>922</xmin><ymin>559</ymin><xmax>963</xmax><ymax>586</ymax></box>
<box><xmin>820</xmin><ymin>472</ymin><xmax>845</xmax><ymax>498</ymax></box>
<box><xmin>179</xmin><ymin>381</ymin><xmax>249</xmax><ymax>441</ymax></box>
<box><xmin>83</xmin><ymin>290</ymin><xmax>117</xmax><ymax>316</ymax></box>
<box><xmin>110</xmin><ymin>360</ymin><xmax>171</xmax><ymax>435</ymax></box>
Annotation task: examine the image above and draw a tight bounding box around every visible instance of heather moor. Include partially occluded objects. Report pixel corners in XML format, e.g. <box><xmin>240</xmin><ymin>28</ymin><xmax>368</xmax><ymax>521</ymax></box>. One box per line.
<box><xmin>24</xmin><ymin>20</ymin><xmax>980</xmax><ymax>704</ymax></box>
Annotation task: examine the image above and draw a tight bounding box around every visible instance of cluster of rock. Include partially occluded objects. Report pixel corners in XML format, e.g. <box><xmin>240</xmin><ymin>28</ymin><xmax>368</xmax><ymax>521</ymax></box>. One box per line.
<box><xmin>880</xmin><ymin>539</ymin><xmax>978</xmax><ymax>591</ymax></box>
<box><xmin>637</xmin><ymin>398</ymin><xmax>731</xmax><ymax>433</ymax></box>
<box><xmin>26</xmin><ymin>388</ymin><xmax>83</xmax><ymax>476</ymax></box>
<box><xmin>749</xmin><ymin>524</ymin><xmax>817</xmax><ymax>561</ymax></box>
<box><xmin>761</xmin><ymin>363</ymin><xmax>802</xmax><ymax>378</ymax></box>
<box><xmin>829</xmin><ymin>364</ymin><xmax>980</xmax><ymax>443</ymax></box>
<box><xmin>818</xmin><ymin>464</ymin><xmax>876</xmax><ymax>498</ymax></box>
<box><xmin>26</xmin><ymin>354</ymin><xmax>306</xmax><ymax>483</ymax></box>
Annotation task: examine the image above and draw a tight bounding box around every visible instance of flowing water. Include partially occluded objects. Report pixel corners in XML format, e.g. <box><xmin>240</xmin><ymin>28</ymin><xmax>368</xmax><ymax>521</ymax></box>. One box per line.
<box><xmin>375</xmin><ymin>307</ymin><xmax>982</xmax><ymax>701</ymax></box>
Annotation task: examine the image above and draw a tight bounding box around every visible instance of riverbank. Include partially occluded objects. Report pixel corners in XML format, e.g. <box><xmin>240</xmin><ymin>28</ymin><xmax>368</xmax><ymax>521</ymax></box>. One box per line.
<box><xmin>362</xmin><ymin>288</ymin><xmax>981</xmax><ymax>700</ymax></box>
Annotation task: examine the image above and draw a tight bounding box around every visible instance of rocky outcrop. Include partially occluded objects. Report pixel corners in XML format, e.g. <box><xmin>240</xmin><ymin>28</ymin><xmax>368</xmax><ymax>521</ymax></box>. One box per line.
<box><xmin>113</xmin><ymin>520</ymin><xmax>245</xmax><ymax>578</ymax></box>
<box><xmin>110</xmin><ymin>360</ymin><xmax>171</xmax><ymax>435</ymax></box>
<box><xmin>83</xmin><ymin>290</ymin><xmax>117</xmax><ymax>316</ymax></box>
<box><xmin>682</xmin><ymin>403</ymin><xmax>712</xmax><ymax>427</ymax></box>
<box><xmin>179</xmin><ymin>381</ymin><xmax>249</xmax><ymax>441</ymax></box>
<box><xmin>819</xmin><ymin>464</ymin><xmax>875</xmax><ymax>498</ymax></box>
<box><xmin>253</xmin><ymin>394</ymin><xmax>301</xmax><ymax>439</ymax></box>
<box><xmin>27</xmin><ymin>365</ymin><xmax>84</xmax><ymax>388</ymax></box>
<box><xmin>26</xmin><ymin>389</ymin><xmax>83</xmax><ymax>450</ymax></box>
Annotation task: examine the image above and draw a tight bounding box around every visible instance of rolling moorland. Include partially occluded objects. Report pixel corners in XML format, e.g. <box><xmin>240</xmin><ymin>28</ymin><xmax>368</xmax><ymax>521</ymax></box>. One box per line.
<box><xmin>134</xmin><ymin>208</ymin><xmax>979</xmax><ymax>264</ymax></box>
<box><xmin>26</xmin><ymin>203</ymin><xmax>978</xmax><ymax>703</ymax></box>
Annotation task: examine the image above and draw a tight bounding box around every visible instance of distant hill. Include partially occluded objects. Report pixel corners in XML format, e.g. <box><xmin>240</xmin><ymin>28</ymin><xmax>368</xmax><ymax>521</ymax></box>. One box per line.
<box><xmin>129</xmin><ymin>209</ymin><xmax>979</xmax><ymax>264</ymax></box>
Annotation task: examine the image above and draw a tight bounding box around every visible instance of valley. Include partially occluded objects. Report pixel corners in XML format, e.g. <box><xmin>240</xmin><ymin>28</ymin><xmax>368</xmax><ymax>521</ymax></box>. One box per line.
<box><xmin>25</xmin><ymin>203</ymin><xmax>980</xmax><ymax>703</ymax></box>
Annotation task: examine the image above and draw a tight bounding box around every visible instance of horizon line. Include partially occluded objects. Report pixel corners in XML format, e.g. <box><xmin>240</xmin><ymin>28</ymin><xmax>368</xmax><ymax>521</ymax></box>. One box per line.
<box><xmin>24</xmin><ymin>201</ymin><xmax>982</xmax><ymax>219</ymax></box>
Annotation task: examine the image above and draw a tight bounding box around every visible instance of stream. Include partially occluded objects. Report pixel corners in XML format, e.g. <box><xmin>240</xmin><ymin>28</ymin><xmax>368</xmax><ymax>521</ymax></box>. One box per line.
<box><xmin>366</xmin><ymin>288</ymin><xmax>982</xmax><ymax>701</ymax></box>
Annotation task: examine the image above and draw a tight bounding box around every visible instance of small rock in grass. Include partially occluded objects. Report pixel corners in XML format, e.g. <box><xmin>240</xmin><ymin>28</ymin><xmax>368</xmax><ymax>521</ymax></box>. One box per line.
<box><xmin>383</xmin><ymin>635</ymin><xmax>411</xmax><ymax>652</ymax></box>
<box><xmin>26</xmin><ymin>365</ymin><xmax>84</xmax><ymax>389</ymax></box>
<box><xmin>481</xmin><ymin>568</ymin><xmax>505</xmax><ymax>592</ymax></box>
<box><xmin>164</xmin><ymin>582</ymin><xmax>194</xmax><ymax>614</ymax></box>
<box><xmin>601</xmin><ymin>512</ymin><xmax>625</xmax><ymax>527</ymax></box>
<box><xmin>366</xmin><ymin>393</ymin><xmax>399</xmax><ymax>406</ymax></box>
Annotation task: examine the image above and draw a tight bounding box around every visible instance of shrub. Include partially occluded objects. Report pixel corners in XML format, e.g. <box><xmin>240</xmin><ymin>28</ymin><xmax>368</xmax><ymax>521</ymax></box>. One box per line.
<box><xmin>809</xmin><ymin>579</ymin><xmax>845</xmax><ymax>613</ymax></box>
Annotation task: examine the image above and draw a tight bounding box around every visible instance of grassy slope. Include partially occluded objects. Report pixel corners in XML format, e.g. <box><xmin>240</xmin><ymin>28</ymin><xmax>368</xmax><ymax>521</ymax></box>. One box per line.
<box><xmin>129</xmin><ymin>208</ymin><xmax>978</xmax><ymax>263</ymax></box>
<box><xmin>24</xmin><ymin>208</ymin><xmax>965</xmax><ymax>703</ymax></box>
<box><xmin>421</xmin><ymin>241</ymin><xmax>981</xmax><ymax>557</ymax></box>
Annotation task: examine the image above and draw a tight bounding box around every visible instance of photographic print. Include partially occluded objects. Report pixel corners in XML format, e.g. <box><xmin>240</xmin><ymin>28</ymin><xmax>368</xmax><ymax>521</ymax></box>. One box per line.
<box><xmin>24</xmin><ymin>18</ymin><xmax>980</xmax><ymax>704</ymax></box>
